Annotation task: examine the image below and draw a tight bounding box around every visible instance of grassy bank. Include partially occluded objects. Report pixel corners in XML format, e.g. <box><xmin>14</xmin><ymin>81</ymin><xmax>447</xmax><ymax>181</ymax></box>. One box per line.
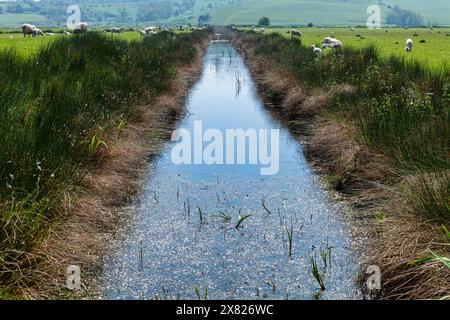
<box><xmin>0</xmin><ymin>29</ymin><xmax>211</xmax><ymax>298</ymax></box>
<box><xmin>232</xmin><ymin>30</ymin><xmax>449</xmax><ymax>299</ymax></box>
<box><xmin>237</xmin><ymin>27</ymin><xmax>450</xmax><ymax>68</ymax></box>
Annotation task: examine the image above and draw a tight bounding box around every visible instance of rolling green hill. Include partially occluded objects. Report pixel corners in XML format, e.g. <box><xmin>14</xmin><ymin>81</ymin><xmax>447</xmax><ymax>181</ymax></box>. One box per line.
<box><xmin>0</xmin><ymin>0</ymin><xmax>449</xmax><ymax>27</ymax></box>
<box><xmin>201</xmin><ymin>0</ymin><xmax>450</xmax><ymax>26</ymax></box>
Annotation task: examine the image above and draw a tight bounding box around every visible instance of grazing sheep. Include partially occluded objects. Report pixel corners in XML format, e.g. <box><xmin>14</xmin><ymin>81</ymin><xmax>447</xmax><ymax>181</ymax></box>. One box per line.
<box><xmin>8</xmin><ymin>35</ymin><xmax>13</xmax><ymax>39</ymax></box>
<box><xmin>63</xmin><ymin>30</ymin><xmax>71</xmax><ymax>35</ymax></box>
<box><xmin>405</xmin><ymin>38</ymin><xmax>413</xmax><ymax>52</ymax></box>
<box><xmin>321</xmin><ymin>37</ymin><xmax>342</xmax><ymax>49</ymax></box>
<box><xmin>45</xmin><ymin>32</ymin><xmax>55</xmax><ymax>36</ymax></box>
<box><xmin>310</xmin><ymin>45</ymin><xmax>322</xmax><ymax>55</ymax></box>
<box><xmin>73</xmin><ymin>22</ymin><xmax>88</xmax><ymax>34</ymax></box>
<box><xmin>143</xmin><ymin>26</ymin><xmax>157</xmax><ymax>34</ymax></box>
<box><xmin>33</xmin><ymin>28</ymin><xmax>44</xmax><ymax>37</ymax></box>
<box><xmin>111</xmin><ymin>27</ymin><xmax>125</xmax><ymax>33</ymax></box>
<box><xmin>140</xmin><ymin>30</ymin><xmax>157</xmax><ymax>37</ymax></box>
<box><xmin>21</xmin><ymin>24</ymin><xmax>36</xmax><ymax>37</ymax></box>
<box><xmin>291</xmin><ymin>29</ymin><xmax>302</xmax><ymax>38</ymax></box>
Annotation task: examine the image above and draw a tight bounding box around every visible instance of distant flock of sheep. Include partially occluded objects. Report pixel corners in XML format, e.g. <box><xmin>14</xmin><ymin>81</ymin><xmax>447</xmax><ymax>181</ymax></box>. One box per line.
<box><xmin>18</xmin><ymin>23</ymin><xmax>201</xmax><ymax>39</ymax></box>
<box><xmin>288</xmin><ymin>28</ymin><xmax>415</xmax><ymax>55</ymax></box>
<box><xmin>20</xmin><ymin>22</ymin><xmax>88</xmax><ymax>37</ymax></box>
<box><xmin>249</xmin><ymin>25</ymin><xmax>417</xmax><ymax>54</ymax></box>
<box><xmin>18</xmin><ymin>23</ymin><xmax>416</xmax><ymax>53</ymax></box>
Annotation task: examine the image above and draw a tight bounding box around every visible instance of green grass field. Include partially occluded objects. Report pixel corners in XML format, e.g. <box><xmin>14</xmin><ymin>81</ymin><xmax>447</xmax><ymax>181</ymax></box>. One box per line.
<box><xmin>243</xmin><ymin>27</ymin><xmax>450</xmax><ymax>68</ymax></box>
<box><xmin>0</xmin><ymin>30</ymin><xmax>191</xmax><ymax>56</ymax></box>
<box><xmin>1</xmin><ymin>27</ymin><xmax>449</xmax><ymax>68</ymax></box>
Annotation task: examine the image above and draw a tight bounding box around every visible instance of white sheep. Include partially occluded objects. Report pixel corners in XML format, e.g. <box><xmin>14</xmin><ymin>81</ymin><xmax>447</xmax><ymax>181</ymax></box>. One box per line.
<box><xmin>73</xmin><ymin>22</ymin><xmax>88</xmax><ymax>34</ymax></box>
<box><xmin>21</xmin><ymin>24</ymin><xmax>36</xmax><ymax>37</ymax></box>
<box><xmin>32</xmin><ymin>28</ymin><xmax>43</xmax><ymax>37</ymax></box>
<box><xmin>45</xmin><ymin>32</ymin><xmax>55</xmax><ymax>36</ymax></box>
<box><xmin>322</xmin><ymin>37</ymin><xmax>343</xmax><ymax>49</ymax></box>
<box><xmin>291</xmin><ymin>29</ymin><xmax>302</xmax><ymax>38</ymax></box>
<box><xmin>111</xmin><ymin>27</ymin><xmax>125</xmax><ymax>34</ymax></box>
<box><xmin>311</xmin><ymin>44</ymin><xmax>322</xmax><ymax>55</ymax></box>
<box><xmin>63</xmin><ymin>30</ymin><xmax>71</xmax><ymax>35</ymax></box>
<box><xmin>405</xmin><ymin>38</ymin><xmax>413</xmax><ymax>52</ymax></box>
<box><xmin>144</xmin><ymin>26</ymin><xmax>157</xmax><ymax>34</ymax></box>
<box><xmin>140</xmin><ymin>30</ymin><xmax>157</xmax><ymax>37</ymax></box>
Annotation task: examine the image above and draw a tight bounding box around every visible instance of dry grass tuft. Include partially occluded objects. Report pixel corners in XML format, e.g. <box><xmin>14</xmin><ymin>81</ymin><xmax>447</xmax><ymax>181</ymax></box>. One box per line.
<box><xmin>373</xmin><ymin>213</ymin><xmax>450</xmax><ymax>299</ymax></box>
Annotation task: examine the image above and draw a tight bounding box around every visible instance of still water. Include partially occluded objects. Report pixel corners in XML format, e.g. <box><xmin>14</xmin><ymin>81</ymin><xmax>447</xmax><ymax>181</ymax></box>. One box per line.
<box><xmin>101</xmin><ymin>41</ymin><xmax>361</xmax><ymax>300</ymax></box>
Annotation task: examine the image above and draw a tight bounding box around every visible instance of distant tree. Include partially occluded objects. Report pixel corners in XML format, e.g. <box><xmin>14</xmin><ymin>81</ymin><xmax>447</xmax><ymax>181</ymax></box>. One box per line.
<box><xmin>7</xmin><ymin>3</ymin><xmax>23</xmax><ymax>14</ymax></box>
<box><xmin>198</xmin><ymin>13</ymin><xmax>211</xmax><ymax>24</ymax></box>
<box><xmin>307</xmin><ymin>22</ymin><xmax>314</xmax><ymax>27</ymax></box>
<box><xmin>258</xmin><ymin>16</ymin><xmax>270</xmax><ymax>26</ymax></box>
<box><xmin>386</xmin><ymin>6</ymin><xmax>424</xmax><ymax>27</ymax></box>
<box><xmin>137</xmin><ymin>10</ymin><xmax>158</xmax><ymax>22</ymax></box>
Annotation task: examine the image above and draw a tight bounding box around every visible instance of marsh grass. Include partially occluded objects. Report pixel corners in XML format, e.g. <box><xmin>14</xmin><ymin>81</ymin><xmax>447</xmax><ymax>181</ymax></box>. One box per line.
<box><xmin>87</xmin><ymin>134</ymin><xmax>108</xmax><ymax>159</ymax></box>
<box><xmin>0</xmin><ymin>30</ymin><xmax>210</xmax><ymax>289</ymax></box>
<box><xmin>403</xmin><ymin>171</ymin><xmax>450</xmax><ymax>223</ymax></box>
<box><xmin>194</xmin><ymin>286</ymin><xmax>208</xmax><ymax>300</ymax></box>
<box><xmin>197</xmin><ymin>206</ymin><xmax>204</xmax><ymax>222</ymax></box>
<box><xmin>311</xmin><ymin>255</ymin><xmax>326</xmax><ymax>291</ymax></box>
<box><xmin>213</xmin><ymin>211</ymin><xmax>232</xmax><ymax>223</ymax></box>
<box><xmin>236</xmin><ymin>30</ymin><xmax>449</xmax><ymax>224</ymax></box>
<box><xmin>235</xmin><ymin>212</ymin><xmax>252</xmax><ymax>229</ymax></box>
<box><xmin>321</xmin><ymin>250</ymin><xmax>328</xmax><ymax>268</ymax></box>
<box><xmin>410</xmin><ymin>226</ymin><xmax>450</xmax><ymax>271</ymax></box>
<box><xmin>261</xmin><ymin>196</ymin><xmax>272</xmax><ymax>216</ymax></box>
<box><xmin>286</xmin><ymin>225</ymin><xmax>293</xmax><ymax>257</ymax></box>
